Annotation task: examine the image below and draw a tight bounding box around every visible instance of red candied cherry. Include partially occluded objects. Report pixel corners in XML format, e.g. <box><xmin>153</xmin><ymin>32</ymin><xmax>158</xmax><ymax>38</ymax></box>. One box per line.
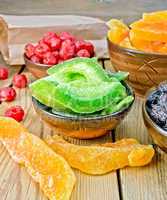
<box><xmin>5</xmin><ymin>105</ymin><xmax>24</xmax><ymax>122</ymax></box>
<box><xmin>0</xmin><ymin>87</ymin><xmax>16</xmax><ymax>102</ymax></box>
<box><xmin>52</xmin><ymin>51</ymin><xmax>60</xmax><ymax>60</ymax></box>
<box><xmin>75</xmin><ymin>40</ymin><xmax>94</xmax><ymax>56</ymax></box>
<box><xmin>43</xmin><ymin>32</ymin><xmax>57</xmax><ymax>44</ymax></box>
<box><xmin>60</xmin><ymin>32</ymin><xmax>75</xmax><ymax>42</ymax></box>
<box><xmin>59</xmin><ymin>39</ymin><xmax>75</xmax><ymax>60</ymax></box>
<box><xmin>34</xmin><ymin>43</ymin><xmax>51</xmax><ymax>58</ymax></box>
<box><xmin>43</xmin><ymin>52</ymin><xmax>58</xmax><ymax>65</ymax></box>
<box><xmin>77</xmin><ymin>49</ymin><xmax>90</xmax><ymax>58</ymax></box>
<box><xmin>25</xmin><ymin>43</ymin><xmax>35</xmax><ymax>58</ymax></box>
<box><xmin>13</xmin><ymin>74</ymin><xmax>28</xmax><ymax>88</ymax></box>
<box><xmin>0</xmin><ymin>67</ymin><xmax>8</xmax><ymax>80</ymax></box>
<box><xmin>47</xmin><ymin>36</ymin><xmax>61</xmax><ymax>51</ymax></box>
<box><xmin>30</xmin><ymin>55</ymin><xmax>41</xmax><ymax>63</ymax></box>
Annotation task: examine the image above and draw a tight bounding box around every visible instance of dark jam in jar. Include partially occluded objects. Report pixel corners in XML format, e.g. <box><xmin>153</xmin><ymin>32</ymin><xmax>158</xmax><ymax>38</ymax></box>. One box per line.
<box><xmin>146</xmin><ymin>82</ymin><xmax>167</xmax><ymax>131</ymax></box>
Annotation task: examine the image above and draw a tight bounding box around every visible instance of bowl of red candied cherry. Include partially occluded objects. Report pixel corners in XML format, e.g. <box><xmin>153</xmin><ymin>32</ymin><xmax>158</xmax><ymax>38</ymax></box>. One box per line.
<box><xmin>24</xmin><ymin>31</ymin><xmax>95</xmax><ymax>78</ymax></box>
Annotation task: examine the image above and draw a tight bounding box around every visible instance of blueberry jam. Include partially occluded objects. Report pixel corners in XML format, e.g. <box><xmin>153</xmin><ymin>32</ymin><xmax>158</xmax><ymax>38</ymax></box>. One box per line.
<box><xmin>146</xmin><ymin>83</ymin><xmax>167</xmax><ymax>131</ymax></box>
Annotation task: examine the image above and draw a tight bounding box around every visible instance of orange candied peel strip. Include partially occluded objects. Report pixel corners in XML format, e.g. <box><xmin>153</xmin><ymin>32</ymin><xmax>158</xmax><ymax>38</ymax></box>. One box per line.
<box><xmin>45</xmin><ymin>135</ymin><xmax>155</xmax><ymax>175</ymax></box>
<box><xmin>129</xmin><ymin>29</ymin><xmax>167</xmax><ymax>53</ymax></box>
<box><xmin>143</xmin><ymin>10</ymin><xmax>167</xmax><ymax>22</ymax></box>
<box><xmin>107</xmin><ymin>19</ymin><xmax>129</xmax><ymax>44</ymax></box>
<box><xmin>130</xmin><ymin>19</ymin><xmax>167</xmax><ymax>42</ymax></box>
<box><xmin>0</xmin><ymin>117</ymin><xmax>76</xmax><ymax>200</ymax></box>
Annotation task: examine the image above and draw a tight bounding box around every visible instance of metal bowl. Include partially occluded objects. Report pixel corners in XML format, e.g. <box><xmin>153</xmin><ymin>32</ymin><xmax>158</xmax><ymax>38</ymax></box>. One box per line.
<box><xmin>107</xmin><ymin>38</ymin><xmax>167</xmax><ymax>97</ymax></box>
<box><xmin>32</xmin><ymin>81</ymin><xmax>135</xmax><ymax>139</ymax></box>
<box><xmin>142</xmin><ymin>86</ymin><xmax>167</xmax><ymax>152</ymax></box>
<box><xmin>24</xmin><ymin>54</ymin><xmax>52</xmax><ymax>78</ymax></box>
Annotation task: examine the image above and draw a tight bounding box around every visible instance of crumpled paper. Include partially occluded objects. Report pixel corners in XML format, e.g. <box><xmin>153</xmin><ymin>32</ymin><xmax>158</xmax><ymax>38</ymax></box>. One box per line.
<box><xmin>0</xmin><ymin>15</ymin><xmax>108</xmax><ymax>65</ymax></box>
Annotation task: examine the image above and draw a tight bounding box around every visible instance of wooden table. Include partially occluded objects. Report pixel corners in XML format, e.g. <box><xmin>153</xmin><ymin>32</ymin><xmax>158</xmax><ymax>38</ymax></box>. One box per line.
<box><xmin>0</xmin><ymin>57</ymin><xmax>166</xmax><ymax>200</ymax></box>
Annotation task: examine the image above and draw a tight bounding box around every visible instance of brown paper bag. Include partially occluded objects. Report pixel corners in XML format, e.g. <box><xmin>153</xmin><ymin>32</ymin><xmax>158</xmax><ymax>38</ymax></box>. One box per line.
<box><xmin>0</xmin><ymin>15</ymin><xmax>108</xmax><ymax>65</ymax></box>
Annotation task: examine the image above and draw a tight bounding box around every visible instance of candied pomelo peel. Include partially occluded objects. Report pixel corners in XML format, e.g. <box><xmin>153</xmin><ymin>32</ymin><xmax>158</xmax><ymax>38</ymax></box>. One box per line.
<box><xmin>0</xmin><ymin>117</ymin><xmax>76</xmax><ymax>200</ymax></box>
<box><xmin>45</xmin><ymin>135</ymin><xmax>155</xmax><ymax>175</ymax></box>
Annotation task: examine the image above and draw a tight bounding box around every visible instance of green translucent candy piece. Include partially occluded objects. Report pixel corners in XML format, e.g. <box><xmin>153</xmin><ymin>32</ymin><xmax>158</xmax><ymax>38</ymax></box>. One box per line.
<box><xmin>102</xmin><ymin>96</ymin><xmax>134</xmax><ymax>115</ymax></box>
<box><xmin>47</xmin><ymin>57</ymin><xmax>110</xmax><ymax>83</ymax></box>
<box><xmin>108</xmin><ymin>71</ymin><xmax>129</xmax><ymax>81</ymax></box>
<box><xmin>30</xmin><ymin>77</ymin><xmax>127</xmax><ymax>113</ymax></box>
<box><xmin>53</xmin><ymin>80</ymin><xmax>127</xmax><ymax>113</ymax></box>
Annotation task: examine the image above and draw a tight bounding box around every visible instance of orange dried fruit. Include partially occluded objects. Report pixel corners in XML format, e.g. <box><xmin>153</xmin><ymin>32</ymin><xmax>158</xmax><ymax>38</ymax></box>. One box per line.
<box><xmin>45</xmin><ymin>135</ymin><xmax>155</xmax><ymax>175</ymax></box>
<box><xmin>0</xmin><ymin>117</ymin><xmax>76</xmax><ymax>200</ymax></box>
<box><xmin>130</xmin><ymin>19</ymin><xmax>167</xmax><ymax>42</ymax></box>
<box><xmin>119</xmin><ymin>36</ymin><xmax>135</xmax><ymax>49</ymax></box>
<box><xmin>129</xmin><ymin>30</ymin><xmax>166</xmax><ymax>52</ymax></box>
<box><xmin>107</xmin><ymin>19</ymin><xmax>129</xmax><ymax>44</ymax></box>
<box><xmin>143</xmin><ymin>10</ymin><xmax>167</xmax><ymax>22</ymax></box>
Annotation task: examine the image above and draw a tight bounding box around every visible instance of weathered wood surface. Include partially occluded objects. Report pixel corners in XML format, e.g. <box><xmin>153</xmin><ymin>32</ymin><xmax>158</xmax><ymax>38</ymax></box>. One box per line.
<box><xmin>0</xmin><ymin>61</ymin><xmax>120</xmax><ymax>200</ymax></box>
<box><xmin>0</xmin><ymin>0</ymin><xmax>167</xmax><ymax>22</ymax></box>
<box><xmin>0</xmin><ymin>60</ymin><xmax>166</xmax><ymax>200</ymax></box>
<box><xmin>104</xmin><ymin>60</ymin><xmax>167</xmax><ymax>200</ymax></box>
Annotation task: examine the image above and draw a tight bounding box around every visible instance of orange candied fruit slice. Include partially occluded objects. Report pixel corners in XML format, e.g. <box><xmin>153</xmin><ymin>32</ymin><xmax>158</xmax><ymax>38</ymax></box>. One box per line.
<box><xmin>119</xmin><ymin>36</ymin><xmax>135</xmax><ymax>49</ymax></box>
<box><xmin>45</xmin><ymin>135</ymin><xmax>155</xmax><ymax>175</ymax></box>
<box><xmin>143</xmin><ymin>10</ymin><xmax>167</xmax><ymax>22</ymax></box>
<box><xmin>130</xmin><ymin>19</ymin><xmax>167</xmax><ymax>42</ymax></box>
<box><xmin>107</xmin><ymin>19</ymin><xmax>129</xmax><ymax>44</ymax></box>
<box><xmin>129</xmin><ymin>29</ymin><xmax>167</xmax><ymax>53</ymax></box>
<box><xmin>0</xmin><ymin>117</ymin><xmax>76</xmax><ymax>200</ymax></box>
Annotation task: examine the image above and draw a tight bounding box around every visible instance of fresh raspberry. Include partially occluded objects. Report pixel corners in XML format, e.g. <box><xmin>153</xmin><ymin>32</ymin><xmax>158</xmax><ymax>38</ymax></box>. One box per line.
<box><xmin>34</xmin><ymin>43</ymin><xmax>51</xmax><ymax>58</ymax></box>
<box><xmin>0</xmin><ymin>87</ymin><xmax>16</xmax><ymax>102</ymax></box>
<box><xmin>76</xmin><ymin>49</ymin><xmax>90</xmax><ymax>57</ymax></box>
<box><xmin>43</xmin><ymin>52</ymin><xmax>58</xmax><ymax>65</ymax></box>
<box><xmin>59</xmin><ymin>39</ymin><xmax>75</xmax><ymax>60</ymax></box>
<box><xmin>60</xmin><ymin>32</ymin><xmax>75</xmax><ymax>42</ymax></box>
<box><xmin>5</xmin><ymin>105</ymin><xmax>24</xmax><ymax>122</ymax></box>
<box><xmin>0</xmin><ymin>67</ymin><xmax>8</xmax><ymax>80</ymax></box>
<box><xmin>75</xmin><ymin>40</ymin><xmax>94</xmax><ymax>56</ymax></box>
<box><xmin>43</xmin><ymin>32</ymin><xmax>57</xmax><ymax>44</ymax></box>
<box><xmin>30</xmin><ymin>55</ymin><xmax>41</xmax><ymax>63</ymax></box>
<box><xmin>13</xmin><ymin>74</ymin><xmax>28</xmax><ymax>88</ymax></box>
<box><xmin>25</xmin><ymin>43</ymin><xmax>35</xmax><ymax>58</ymax></box>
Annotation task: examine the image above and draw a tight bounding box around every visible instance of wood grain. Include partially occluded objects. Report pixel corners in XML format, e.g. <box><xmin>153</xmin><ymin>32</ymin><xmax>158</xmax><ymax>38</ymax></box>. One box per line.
<box><xmin>0</xmin><ymin>66</ymin><xmax>120</xmax><ymax>200</ymax></box>
<box><xmin>0</xmin><ymin>0</ymin><xmax>167</xmax><ymax>22</ymax></box>
<box><xmin>104</xmin><ymin>60</ymin><xmax>167</xmax><ymax>200</ymax></box>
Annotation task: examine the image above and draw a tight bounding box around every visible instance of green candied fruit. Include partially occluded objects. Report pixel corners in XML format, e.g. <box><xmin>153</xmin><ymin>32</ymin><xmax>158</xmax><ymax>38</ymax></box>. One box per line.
<box><xmin>102</xmin><ymin>96</ymin><xmax>134</xmax><ymax>115</ymax></box>
<box><xmin>30</xmin><ymin>57</ymin><xmax>133</xmax><ymax>115</ymax></box>
<box><xmin>53</xmin><ymin>80</ymin><xmax>127</xmax><ymax>113</ymax></box>
<box><xmin>47</xmin><ymin>57</ymin><xmax>111</xmax><ymax>83</ymax></box>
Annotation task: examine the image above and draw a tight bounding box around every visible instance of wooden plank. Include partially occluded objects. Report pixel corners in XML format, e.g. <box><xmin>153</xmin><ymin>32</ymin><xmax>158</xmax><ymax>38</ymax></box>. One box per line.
<box><xmin>0</xmin><ymin>0</ymin><xmax>167</xmax><ymax>22</ymax></box>
<box><xmin>0</xmin><ymin>68</ymin><xmax>120</xmax><ymax>200</ymax></box>
<box><xmin>103</xmin><ymin>60</ymin><xmax>167</xmax><ymax>200</ymax></box>
<box><xmin>115</xmin><ymin>97</ymin><xmax>167</xmax><ymax>200</ymax></box>
<box><xmin>0</xmin><ymin>54</ymin><xmax>21</xmax><ymax>87</ymax></box>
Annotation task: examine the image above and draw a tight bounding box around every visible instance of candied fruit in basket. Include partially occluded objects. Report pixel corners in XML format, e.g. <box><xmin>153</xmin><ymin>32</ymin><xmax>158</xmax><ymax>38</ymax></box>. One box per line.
<box><xmin>107</xmin><ymin>19</ymin><xmax>129</xmax><ymax>44</ymax></box>
<box><xmin>143</xmin><ymin>10</ymin><xmax>167</xmax><ymax>22</ymax></box>
<box><xmin>45</xmin><ymin>135</ymin><xmax>155</xmax><ymax>175</ymax></box>
<box><xmin>0</xmin><ymin>117</ymin><xmax>76</xmax><ymax>200</ymax></box>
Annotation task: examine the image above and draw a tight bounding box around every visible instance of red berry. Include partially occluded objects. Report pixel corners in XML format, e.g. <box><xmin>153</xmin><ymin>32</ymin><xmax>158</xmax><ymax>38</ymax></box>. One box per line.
<box><xmin>52</xmin><ymin>51</ymin><xmax>60</xmax><ymax>60</ymax></box>
<box><xmin>43</xmin><ymin>32</ymin><xmax>57</xmax><ymax>44</ymax></box>
<box><xmin>25</xmin><ymin>43</ymin><xmax>35</xmax><ymax>58</ymax></box>
<box><xmin>34</xmin><ymin>43</ymin><xmax>50</xmax><ymax>58</ymax></box>
<box><xmin>77</xmin><ymin>49</ymin><xmax>90</xmax><ymax>58</ymax></box>
<box><xmin>47</xmin><ymin>36</ymin><xmax>61</xmax><ymax>51</ymax></box>
<box><xmin>5</xmin><ymin>105</ymin><xmax>24</xmax><ymax>122</ymax></box>
<box><xmin>0</xmin><ymin>67</ymin><xmax>8</xmax><ymax>80</ymax></box>
<box><xmin>43</xmin><ymin>52</ymin><xmax>58</xmax><ymax>65</ymax></box>
<box><xmin>0</xmin><ymin>87</ymin><xmax>16</xmax><ymax>102</ymax></box>
<box><xmin>30</xmin><ymin>55</ymin><xmax>41</xmax><ymax>63</ymax></box>
<box><xmin>13</xmin><ymin>74</ymin><xmax>28</xmax><ymax>88</ymax></box>
<box><xmin>60</xmin><ymin>32</ymin><xmax>75</xmax><ymax>41</ymax></box>
<box><xmin>75</xmin><ymin>40</ymin><xmax>94</xmax><ymax>56</ymax></box>
<box><xmin>59</xmin><ymin>39</ymin><xmax>75</xmax><ymax>60</ymax></box>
